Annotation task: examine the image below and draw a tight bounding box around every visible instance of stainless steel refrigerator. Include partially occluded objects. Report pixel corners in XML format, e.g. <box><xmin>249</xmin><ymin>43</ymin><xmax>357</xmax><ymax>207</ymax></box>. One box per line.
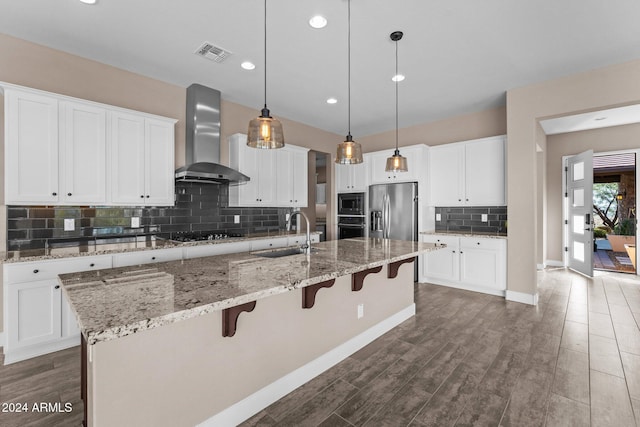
<box><xmin>368</xmin><ymin>182</ymin><xmax>418</xmax><ymax>241</ymax></box>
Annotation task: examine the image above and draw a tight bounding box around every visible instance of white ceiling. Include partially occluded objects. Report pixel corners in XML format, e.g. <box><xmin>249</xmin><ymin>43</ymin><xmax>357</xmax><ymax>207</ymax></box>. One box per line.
<box><xmin>2</xmin><ymin>0</ymin><xmax>640</xmax><ymax>137</ymax></box>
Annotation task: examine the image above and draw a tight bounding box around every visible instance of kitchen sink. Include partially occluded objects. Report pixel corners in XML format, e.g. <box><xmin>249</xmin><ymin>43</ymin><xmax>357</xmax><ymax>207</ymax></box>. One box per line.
<box><xmin>253</xmin><ymin>246</ymin><xmax>322</xmax><ymax>258</ymax></box>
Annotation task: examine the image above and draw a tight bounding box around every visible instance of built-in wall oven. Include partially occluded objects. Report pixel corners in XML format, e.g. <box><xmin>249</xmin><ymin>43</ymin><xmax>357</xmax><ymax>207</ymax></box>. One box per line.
<box><xmin>338</xmin><ymin>192</ymin><xmax>365</xmax><ymax>239</ymax></box>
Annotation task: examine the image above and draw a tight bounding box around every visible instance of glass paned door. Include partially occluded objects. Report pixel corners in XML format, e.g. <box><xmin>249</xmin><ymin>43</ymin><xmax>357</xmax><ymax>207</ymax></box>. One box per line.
<box><xmin>567</xmin><ymin>150</ymin><xmax>594</xmax><ymax>277</ymax></box>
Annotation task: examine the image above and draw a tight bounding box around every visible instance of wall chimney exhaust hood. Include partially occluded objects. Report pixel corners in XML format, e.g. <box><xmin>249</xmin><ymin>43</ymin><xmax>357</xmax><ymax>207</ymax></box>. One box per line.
<box><xmin>175</xmin><ymin>84</ymin><xmax>250</xmax><ymax>184</ymax></box>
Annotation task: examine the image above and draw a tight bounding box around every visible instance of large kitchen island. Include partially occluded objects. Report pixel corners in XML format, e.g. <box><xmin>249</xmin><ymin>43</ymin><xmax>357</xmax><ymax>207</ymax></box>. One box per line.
<box><xmin>59</xmin><ymin>237</ymin><xmax>442</xmax><ymax>427</ymax></box>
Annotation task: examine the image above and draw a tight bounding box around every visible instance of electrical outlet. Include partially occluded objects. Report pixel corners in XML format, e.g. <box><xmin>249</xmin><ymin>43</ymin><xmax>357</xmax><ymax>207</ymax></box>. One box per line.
<box><xmin>234</xmin><ymin>215</ymin><xmax>240</xmax><ymax>224</ymax></box>
<box><xmin>357</xmin><ymin>304</ymin><xmax>364</xmax><ymax>319</ymax></box>
<box><xmin>64</xmin><ymin>218</ymin><xmax>75</xmax><ymax>231</ymax></box>
<box><xmin>481</xmin><ymin>213</ymin><xmax>488</xmax><ymax>222</ymax></box>
<box><xmin>436</xmin><ymin>213</ymin><xmax>441</xmax><ymax>221</ymax></box>
<box><xmin>131</xmin><ymin>217</ymin><xmax>140</xmax><ymax>228</ymax></box>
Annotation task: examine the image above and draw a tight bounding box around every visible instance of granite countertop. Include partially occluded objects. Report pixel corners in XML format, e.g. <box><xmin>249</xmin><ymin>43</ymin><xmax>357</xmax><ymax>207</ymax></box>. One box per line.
<box><xmin>420</xmin><ymin>230</ymin><xmax>507</xmax><ymax>240</ymax></box>
<box><xmin>60</xmin><ymin>238</ymin><xmax>442</xmax><ymax>345</ymax></box>
<box><xmin>3</xmin><ymin>230</ymin><xmax>322</xmax><ymax>263</ymax></box>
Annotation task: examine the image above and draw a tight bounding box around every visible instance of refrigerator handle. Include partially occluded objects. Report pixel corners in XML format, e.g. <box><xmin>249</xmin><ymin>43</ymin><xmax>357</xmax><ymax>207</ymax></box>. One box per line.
<box><xmin>382</xmin><ymin>193</ymin><xmax>387</xmax><ymax>238</ymax></box>
<box><xmin>385</xmin><ymin>193</ymin><xmax>391</xmax><ymax>238</ymax></box>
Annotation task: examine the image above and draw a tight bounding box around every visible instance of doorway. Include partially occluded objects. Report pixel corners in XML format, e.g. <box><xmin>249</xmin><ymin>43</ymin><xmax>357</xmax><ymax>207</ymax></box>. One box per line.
<box><xmin>592</xmin><ymin>152</ymin><xmax>636</xmax><ymax>273</ymax></box>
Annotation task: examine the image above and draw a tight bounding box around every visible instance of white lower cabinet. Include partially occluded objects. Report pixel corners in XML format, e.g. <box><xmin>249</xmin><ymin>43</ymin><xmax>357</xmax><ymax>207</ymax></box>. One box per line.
<box><xmin>250</xmin><ymin>237</ymin><xmax>289</xmax><ymax>251</ymax></box>
<box><xmin>112</xmin><ymin>247</ymin><xmax>184</xmax><ymax>267</ymax></box>
<box><xmin>420</xmin><ymin>234</ymin><xmax>506</xmax><ymax>296</ymax></box>
<box><xmin>3</xmin><ymin>255</ymin><xmax>112</xmax><ymax>364</ymax></box>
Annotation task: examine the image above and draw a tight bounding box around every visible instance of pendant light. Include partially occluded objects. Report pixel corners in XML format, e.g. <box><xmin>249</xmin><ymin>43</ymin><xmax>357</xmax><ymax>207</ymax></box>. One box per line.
<box><xmin>247</xmin><ymin>0</ymin><xmax>284</xmax><ymax>149</ymax></box>
<box><xmin>385</xmin><ymin>31</ymin><xmax>408</xmax><ymax>172</ymax></box>
<box><xmin>335</xmin><ymin>0</ymin><xmax>363</xmax><ymax>165</ymax></box>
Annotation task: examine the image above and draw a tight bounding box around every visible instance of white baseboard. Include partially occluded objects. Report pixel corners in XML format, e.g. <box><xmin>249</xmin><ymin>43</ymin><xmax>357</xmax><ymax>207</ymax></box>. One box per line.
<box><xmin>0</xmin><ymin>331</ymin><xmax>4</xmax><ymax>349</ymax></box>
<box><xmin>545</xmin><ymin>260</ymin><xmax>564</xmax><ymax>267</ymax></box>
<box><xmin>506</xmin><ymin>290</ymin><xmax>539</xmax><ymax>306</ymax></box>
<box><xmin>417</xmin><ymin>279</ymin><xmax>505</xmax><ymax>298</ymax></box>
<box><xmin>198</xmin><ymin>303</ymin><xmax>416</xmax><ymax>427</ymax></box>
<box><xmin>3</xmin><ymin>335</ymin><xmax>80</xmax><ymax>365</ymax></box>
<box><xmin>537</xmin><ymin>263</ymin><xmax>545</xmax><ymax>270</ymax></box>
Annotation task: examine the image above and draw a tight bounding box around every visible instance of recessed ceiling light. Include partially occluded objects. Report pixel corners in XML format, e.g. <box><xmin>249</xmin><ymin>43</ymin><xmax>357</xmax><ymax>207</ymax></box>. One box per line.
<box><xmin>241</xmin><ymin>61</ymin><xmax>256</xmax><ymax>70</ymax></box>
<box><xmin>79</xmin><ymin>0</ymin><xmax>97</xmax><ymax>4</ymax></box>
<box><xmin>309</xmin><ymin>15</ymin><xmax>328</xmax><ymax>29</ymax></box>
<box><xmin>326</xmin><ymin>98</ymin><xmax>338</xmax><ymax>104</ymax></box>
<box><xmin>391</xmin><ymin>74</ymin><xmax>405</xmax><ymax>82</ymax></box>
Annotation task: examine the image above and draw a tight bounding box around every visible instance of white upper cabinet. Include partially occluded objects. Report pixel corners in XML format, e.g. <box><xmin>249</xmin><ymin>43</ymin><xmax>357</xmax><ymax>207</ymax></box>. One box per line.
<box><xmin>229</xmin><ymin>133</ymin><xmax>308</xmax><ymax>208</ymax></box>
<box><xmin>368</xmin><ymin>145</ymin><xmax>425</xmax><ymax>185</ymax></box>
<box><xmin>2</xmin><ymin>83</ymin><xmax>176</xmax><ymax>206</ymax></box>
<box><xmin>5</xmin><ymin>89</ymin><xmax>60</xmax><ymax>204</ymax></box>
<box><xmin>60</xmin><ymin>101</ymin><xmax>107</xmax><ymax>204</ymax></box>
<box><xmin>276</xmin><ymin>145</ymin><xmax>309</xmax><ymax>207</ymax></box>
<box><xmin>335</xmin><ymin>162</ymin><xmax>367</xmax><ymax>193</ymax></box>
<box><xmin>110</xmin><ymin>113</ymin><xmax>175</xmax><ymax>206</ymax></box>
<box><xmin>429</xmin><ymin>135</ymin><xmax>505</xmax><ymax>206</ymax></box>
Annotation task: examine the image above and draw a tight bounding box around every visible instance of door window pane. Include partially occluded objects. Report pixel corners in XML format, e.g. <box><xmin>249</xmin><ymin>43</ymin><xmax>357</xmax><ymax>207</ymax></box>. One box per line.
<box><xmin>573</xmin><ymin>188</ymin><xmax>584</xmax><ymax>207</ymax></box>
<box><xmin>573</xmin><ymin>241</ymin><xmax>585</xmax><ymax>262</ymax></box>
<box><xmin>573</xmin><ymin>215</ymin><xmax>584</xmax><ymax>235</ymax></box>
<box><xmin>573</xmin><ymin>161</ymin><xmax>584</xmax><ymax>181</ymax></box>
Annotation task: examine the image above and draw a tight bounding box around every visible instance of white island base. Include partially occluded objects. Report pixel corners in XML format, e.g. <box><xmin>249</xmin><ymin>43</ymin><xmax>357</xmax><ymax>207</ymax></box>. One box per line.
<box><xmin>84</xmin><ymin>261</ymin><xmax>415</xmax><ymax>426</ymax></box>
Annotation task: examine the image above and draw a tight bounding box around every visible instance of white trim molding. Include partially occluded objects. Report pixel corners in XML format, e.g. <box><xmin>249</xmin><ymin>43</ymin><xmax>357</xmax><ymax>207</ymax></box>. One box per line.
<box><xmin>198</xmin><ymin>304</ymin><xmax>416</xmax><ymax>427</ymax></box>
<box><xmin>506</xmin><ymin>290</ymin><xmax>539</xmax><ymax>306</ymax></box>
<box><xmin>545</xmin><ymin>260</ymin><xmax>564</xmax><ymax>268</ymax></box>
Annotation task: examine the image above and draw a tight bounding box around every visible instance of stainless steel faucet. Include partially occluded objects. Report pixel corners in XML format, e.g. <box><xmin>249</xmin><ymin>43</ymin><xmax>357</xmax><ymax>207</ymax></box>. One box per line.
<box><xmin>287</xmin><ymin>211</ymin><xmax>311</xmax><ymax>255</ymax></box>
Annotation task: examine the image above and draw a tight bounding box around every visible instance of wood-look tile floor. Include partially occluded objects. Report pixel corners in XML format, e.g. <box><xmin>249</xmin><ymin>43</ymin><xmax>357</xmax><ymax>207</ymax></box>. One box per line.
<box><xmin>1</xmin><ymin>268</ymin><xmax>639</xmax><ymax>426</ymax></box>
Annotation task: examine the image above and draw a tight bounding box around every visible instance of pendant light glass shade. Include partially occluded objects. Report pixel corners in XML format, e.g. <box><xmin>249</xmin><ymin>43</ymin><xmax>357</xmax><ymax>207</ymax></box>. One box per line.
<box><xmin>247</xmin><ymin>106</ymin><xmax>284</xmax><ymax>149</ymax></box>
<box><xmin>385</xmin><ymin>31</ymin><xmax>408</xmax><ymax>173</ymax></box>
<box><xmin>335</xmin><ymin>0</ymin><xmax>363</xmax><ymax>165</ymax></box>
<box><xmin>247</xmin><ymin>0</ymin><xmax>284</xmax><ymax>149</ymax></box>
<box><xmin>336</xmin><ymin>134</ymin><xmax>363</xmax><ymax>165</ymax></box>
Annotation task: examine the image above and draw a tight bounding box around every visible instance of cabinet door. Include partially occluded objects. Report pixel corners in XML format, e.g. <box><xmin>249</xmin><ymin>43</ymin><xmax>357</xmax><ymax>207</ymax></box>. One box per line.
<box><xmin>350</xmin><ymin>162</ymin><xmax>367</xmax><ymax>191</ymax></box>
<box><xmin>369</xmin><ymin>151</ymin><xmax>393</xmax><ymax>184</ymax></box>
<box><xmin>459</xmin><ymin>238</ymin><xmax>506</xmax><ymax>290</ymax></box>
<box><xmin>256</xmin><ymin>149</ymin><xmax>276</xmax><ymax>205</ymax></box>
<box><xmin>275</xmin><ymin>149</ymin><xmax>294</xmax><ymax>205</ymax></box>
<box><xmin>291</xmin><ymin>149</ymin><xmax>308</xmax><ymax>207</ymax></box>
<box><xmin>335</xmin><ymin>163</ymin><xmax>353</xmax><ymax>192</ymax></box>
<box><xmin>464</xmin><ymin>137</ymin><xmax>505</xmax><ymax>206</ymax></box>
<box><xmin>112</xmin><ymin>247</ymin><xmax>183</xmax><ymax>267</ymax></box>
<box><xmin>5</xmin><ymin>90</ymin><xmax>59</xmax><ymax>204</ymax></box>
<box><xmin>421</xmin><ymin>235</ymin><xmax>460</xmax><ymax>282</ymax></box>
<box><xmin>110</xmin><ymin>111</ymin><xmax>146</xmax><ymax>204</ymax></box>
<box><xmin>60</xmin><ymin>101</ymin><xmax>107</xmax><ymax>204</ymax></box>
<box><xmin>430</xmin><ymin>144</ymin><xmax>464</xmax><ymax>206</ymax></box>
<box><xmin>145</xmin><ymin>118</ymin><xmax>175</xmax><ymax>206</ymax></box>
<box><xmin>7</xmin><ymin>279</ymin><xmax>62</xmax><ymax>350</ymax></box>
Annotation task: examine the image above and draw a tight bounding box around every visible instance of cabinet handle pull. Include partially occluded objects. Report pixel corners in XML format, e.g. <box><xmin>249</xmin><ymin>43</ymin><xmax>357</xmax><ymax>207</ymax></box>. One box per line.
<box><xmin>33</xmin><ymin>269</ymin><xmax>39</xmax><ymax>274</ymax></box>
<box><xmin>52</xmin><ymin>192</ymin><xmax>57</xmax><ymax>196</ymax></box>
<box><xmin>67</xmin><ymin>193</ymin><xmax>72</xmax><ymax>196</ymax></box>
<box><xmin>55</xmin><ymin>285</ymin><xmax>60</xmax><ymax>289</ymax></box>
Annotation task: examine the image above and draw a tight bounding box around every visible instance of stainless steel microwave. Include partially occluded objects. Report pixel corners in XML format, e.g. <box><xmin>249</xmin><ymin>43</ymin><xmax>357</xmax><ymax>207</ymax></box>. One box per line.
<box><xmin>338</xmin><ymin>192</ymin><xmax>365</xmax><ymax>216</ymax></box>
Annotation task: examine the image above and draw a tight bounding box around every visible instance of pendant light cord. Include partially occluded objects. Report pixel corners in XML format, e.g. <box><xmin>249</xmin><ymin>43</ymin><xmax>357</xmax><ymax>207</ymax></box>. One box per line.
<box><xmin>347</xmin><ymin>0</ymin><xmax>351</xmax><ymax>138</ymax></box>
<box><xmin>395</xmin><ymin>36</ymin><xmax>399</xmax><ymax>151</ymax></box>
<box><xmin>263</xmin><ymin>0</ymin><xmax>267</xmax><ymax>109</ymax></box>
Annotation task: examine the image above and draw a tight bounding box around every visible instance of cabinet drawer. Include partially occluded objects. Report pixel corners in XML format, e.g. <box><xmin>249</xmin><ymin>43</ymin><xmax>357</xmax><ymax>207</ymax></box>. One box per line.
<box><xmin>183</xmin><ymin>241</ymin><xmax>251</xmax><ymax>259</ymax></box>
<box><xmin>112</xmin><ymin>248</ymin><xmax>184</xmax><ymax>267</ymax></box>
<box><xmin>421</xmin><ymin>234</ymin><xmax>459</xmax><ymax>248</ymax></box>
<box><xmin>460</xmin><ymin>237</ymin><xmax>505</xmax><ymax>251</ymax></box>
<box><xmin>250</xmin><ymin>238</ymin><xmax>288</xmax><ymax>251</ymax></box>
<box><xmin>4</xmin><ymin>255</ymin><xmax>112</xmax><ymax>284</ymax></box>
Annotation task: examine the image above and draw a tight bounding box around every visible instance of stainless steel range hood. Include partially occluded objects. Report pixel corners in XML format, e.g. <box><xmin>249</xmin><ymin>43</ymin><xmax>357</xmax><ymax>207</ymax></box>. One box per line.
<box><xmin>175</xmin><ymin>84</ymin><xmax>250</xmax><ymax>184</ymax></box>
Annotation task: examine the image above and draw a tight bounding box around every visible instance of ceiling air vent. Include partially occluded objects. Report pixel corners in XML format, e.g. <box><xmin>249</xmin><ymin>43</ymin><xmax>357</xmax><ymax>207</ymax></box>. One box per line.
<box><xmin>194</xmin><ymin>42</ymin><xmax>232</xmax><ymax>63</ymax></box>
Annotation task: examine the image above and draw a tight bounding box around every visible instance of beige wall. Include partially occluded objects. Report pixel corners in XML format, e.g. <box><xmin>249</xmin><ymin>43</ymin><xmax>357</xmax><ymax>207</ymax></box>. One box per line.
<box><xmin>545</xmin><ymin>123</ymin><xmax>640</xmax><ymax>262</ymax></box>
<box><xmin>507</xmin><ymin>58</ymin><xmax>640</xmax><ymax>297</ymax></box>
<box><xmin>358</xmin><ymin>106</ymin><xmax>507</xmax><ymax>151</ymax></box>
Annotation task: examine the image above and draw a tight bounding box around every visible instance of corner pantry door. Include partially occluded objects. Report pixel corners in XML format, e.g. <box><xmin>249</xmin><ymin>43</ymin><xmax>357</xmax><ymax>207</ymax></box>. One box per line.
<box><xmin>566</xmin><ymin>150</ymin><xmax>594</xmax><ymax>277</ymax></box>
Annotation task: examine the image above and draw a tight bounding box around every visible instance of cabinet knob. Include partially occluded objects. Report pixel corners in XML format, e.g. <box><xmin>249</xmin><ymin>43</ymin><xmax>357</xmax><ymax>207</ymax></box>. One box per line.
<box><xmin>458</xmin><ymin>199</ymin><xmax>462</xmax><ymax>202</ymax></box>
<box><xmin>290</xmin><ymin>200</ymin><xmax>293</xmax><ymax>202</ymax></box>
<box><xmin>54</xmin><ymin>285</ymin><xmax>60</xmax><ymax>289</ymax></box>
<box><xmin>477</xmin><ymin>242</ymin><xmax>480</xmax><ymax>245</ymax></box>
<box><xmin>460</xmin><ymin>251</ymin><xmax>464</xmax><ymax>254</ymax></box>
<box><xmin>452</xmin><ymin>250</ymin><xmax>456</xmax><ymax>253</ymax></box>
<box><xmin>151</xmin><ymin>256</ymin><xmax>156</xmax><ymax>260</ymax></box>
<box><xmin>269</xmin><ymin>243</ymin><xmax>273</xmax><ymax>247</ymax></box>
<box><xmin>146</xmin><ymin>195</ymin><xmax>150</xmax><ymax>198</ymax></box>
<box><xmin>90</xmin><ymin>263</ymin><xmax>95</xmax><ymax>267</ymax></box>
<box><xmin>52</xmin><ymin>192</ymin><xmax>57</xmax><ymax>196</ymax></box>
<box><xmin>33</xmin><ymin>269</ymin><xmax>39</xmax><ymax>274</ymax></box>
<box><xmin>140</xmin><ymin>195</ymin><xmax>144</xmax><ymax>198</ymax></box>
<box><xmin>466</xmin><ymin>199</ymin><xmax>469</xmax><ymax>201</ymax></box>
<box><xmin>67</xmin><ymin>192</ymin><xmax>72</xmax><ymax>196</ymax></box>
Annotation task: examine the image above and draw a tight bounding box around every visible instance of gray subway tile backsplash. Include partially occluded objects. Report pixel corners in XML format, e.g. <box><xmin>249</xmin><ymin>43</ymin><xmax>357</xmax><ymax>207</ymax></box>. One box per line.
<box><xmin>6</xmin><ymin>182</ymin><xmax>290</xmax><ymax>251</ymax></box>
<box><xmin>435</xmin><ymin>206</ymin><xmax>507</xmax><ymax>234</ymax></box>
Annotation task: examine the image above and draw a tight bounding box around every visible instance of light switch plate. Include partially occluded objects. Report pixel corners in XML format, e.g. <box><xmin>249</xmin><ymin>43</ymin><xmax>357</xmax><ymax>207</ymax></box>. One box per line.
<box><xmin>436</xmin><ymin>213</ymin><xmax>441</xmax><ymax>221</ymax></box>
<box><xmin>481</xmin><ymin>213</ymin><xmax>488</xmax><ymax>222</ymax></box>
<box><xmin>357</xmin><ymin>304</ymin><xmax>364</xmax><ymax>319</ymax></box>
<box><xmin>64</xmin><ymin>218</ymin><xmax>75</xmax><ymax>231</ymax></box>
<box><xmin>234</xmin><ymin>215</ymin><xmax>240</xmax><ymax>224</ymax></box>
<box><xmin>131</xmin><ymin>217</ymin><xmax>140</xmax><ymax>228</ymax></box>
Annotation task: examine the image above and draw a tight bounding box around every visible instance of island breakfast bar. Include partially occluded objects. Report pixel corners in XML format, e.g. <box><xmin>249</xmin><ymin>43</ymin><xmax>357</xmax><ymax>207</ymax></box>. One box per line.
<box><xmin>59</xmin><ymin>238</ymin><xmax>443</xmax><ymax>426</ymax></box>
